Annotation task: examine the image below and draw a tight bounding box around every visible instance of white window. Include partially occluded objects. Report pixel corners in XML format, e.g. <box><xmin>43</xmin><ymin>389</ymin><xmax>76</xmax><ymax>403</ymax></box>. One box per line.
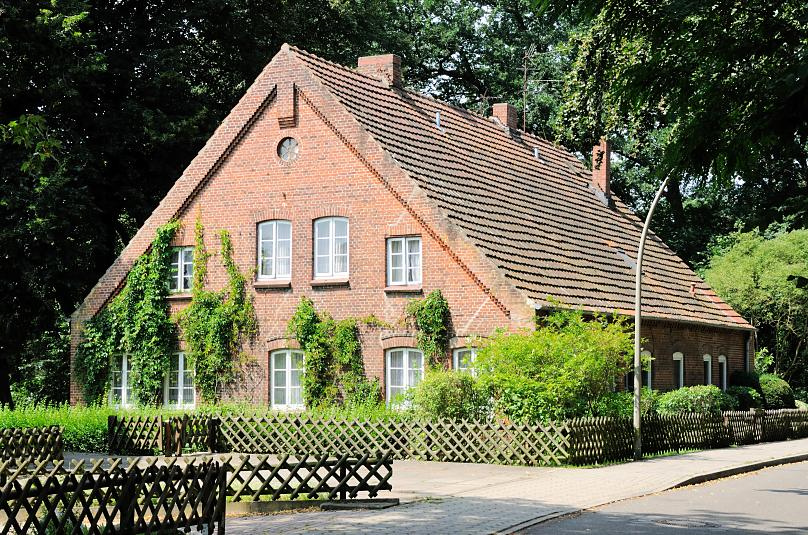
<box><xmin>257</xmin><ymin>220</ymin><xmax>292</xmax><ymax>279</ymax></box>
<box><xmin>110</xmin><ymin>354</ymin><xmax>133</xmax><ymax>408</ymax></box>
<box><xmin>314</xmin><ymin>217</ymin><xmax>349</xmax><ymax>279</ymax></box>
<box><xmin>673</xmin><ymin>352</ymin><xmax>684</xmax><ymax>389</ymax></box>
<box><xmin>271</xmin><ymin>349</ymin><xmax>305</xmax><ymax>410</ymax></box>
<box><xmin>703</xmin><ymin>354</ymin><xmax>712</xmax><ymax>385</ymax></box>
<box><xmin>169</xmin><ymin>246</ymin><xmax>194</xmax><ymax>292</ymax></box>
<box><xmin>641</xmin><ymin>350</ymin><xmax>652</xmax><ymax>389</ymax></box>
<box><xmin>453</xmin><ymin>348</ymin><xmax>477</xmax><ymax>374</ymax></box>
<box><xmin>386</xmin><ymin>348</ymin><xmax>424</xmax><ymax>403</ymax></box>
<box><xmin>164</xmin><ymin>352</ymin><xmax>195</xmax><ymax>408</ymax></box>
<box><xmin>387</xmin><ymin>237</ymin><xmax>422</xmax><ymax>285</ymax></box>
<box><xmin>718</xmin><ymin>355</ymin><xmax>727</xmax><ymax>391</ymax></box>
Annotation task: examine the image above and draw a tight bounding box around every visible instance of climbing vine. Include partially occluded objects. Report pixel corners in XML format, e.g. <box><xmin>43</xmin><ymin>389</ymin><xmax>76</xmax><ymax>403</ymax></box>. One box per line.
<box><xmin>288</xmin><ymin>297</ymin><xmax>380</xmax><ymax>408</ymax></box>
<box><xmin>406</xmin><ymin>289</ymin><xmax>451</xmax><ymax>366</ymax></box>
<box><xmin>178</xmin><ymin>221</ymin><xmax>258</xmax><ymax>403</ymax></box>
<box><xmin>75</xmin><ymin>221</ymin><xmax>179</xmax><ymax>405</ymax></box>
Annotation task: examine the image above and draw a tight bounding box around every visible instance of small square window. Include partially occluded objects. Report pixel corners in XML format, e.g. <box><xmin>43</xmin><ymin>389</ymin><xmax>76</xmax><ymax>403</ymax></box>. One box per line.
<box><xmin>387</xmin><ymin>237</ymin><xmax>421</xmax><ymax>285</ymax></box>
<box><xmin>169</xmin><ymin>247</ymin><xmax>194</xmax><ymax>292</ymax></box>
<box><xmin>453</xmin><ymin>348</ymin><xmax>477</xmax><ymax>375</ymax></box>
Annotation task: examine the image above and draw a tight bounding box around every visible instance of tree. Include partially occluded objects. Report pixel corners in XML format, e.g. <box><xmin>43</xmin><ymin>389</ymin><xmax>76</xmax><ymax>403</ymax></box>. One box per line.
<box><xmin>703</xmin><ymin>229</ymin><xmax>808</xmax><ymax>386</ymax></box>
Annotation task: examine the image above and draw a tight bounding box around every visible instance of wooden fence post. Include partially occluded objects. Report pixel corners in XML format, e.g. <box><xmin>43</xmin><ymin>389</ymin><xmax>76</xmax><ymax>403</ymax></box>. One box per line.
<box><xmin>339</xmin><ymin>457</ymin><xmax>347</xmax><ymax>501</ymax></box>
<box><xmin>107</xmin><ymin>415</ymin><xmax>117</xmax><ymax>454</ymax></box>
<box><xmin>207</xmin><ymin>417</ymin><xmax>219</xmax><ymax>453</ymax></box>
<box><xmin>119</xmin><ymin>468</ymin><xmax>137</xmax><ymax>533</ymax></box>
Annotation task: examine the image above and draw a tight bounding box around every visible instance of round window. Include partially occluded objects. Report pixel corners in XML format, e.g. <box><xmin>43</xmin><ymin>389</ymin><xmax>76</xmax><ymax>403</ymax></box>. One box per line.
<box><xmin>277</xmin><ymin>137</ymin><xmax>299</xmax><ymax>162</ymax></box>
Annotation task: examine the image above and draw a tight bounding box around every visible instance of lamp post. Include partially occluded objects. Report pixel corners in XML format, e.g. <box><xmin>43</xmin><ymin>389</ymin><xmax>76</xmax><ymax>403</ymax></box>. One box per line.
<box><xmin>633</xmin><ymin>173</ymin><xmax>672</xmax><ymax>460</ymax></box>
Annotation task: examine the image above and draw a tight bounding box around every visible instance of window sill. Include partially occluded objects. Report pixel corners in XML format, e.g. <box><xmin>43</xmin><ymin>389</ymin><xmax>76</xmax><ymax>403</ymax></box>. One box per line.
<box><xmin>384</xmin><ymin>285</ymin><xmax>423</xmax><ymax>294</ymax></box>
<box><xmin>254</xmin><ymin>280</ymin><xmax>291</xmax><ymax>289</ymax></box>
<box><xmin>167</xmin><ymin>293</ymin><xmax>192</xmax><ymax>301</ymax></box>
<box><xmin>310</xmin><ymin>278</ymin><xmax>350</xmax><ymax>288</ymax></box>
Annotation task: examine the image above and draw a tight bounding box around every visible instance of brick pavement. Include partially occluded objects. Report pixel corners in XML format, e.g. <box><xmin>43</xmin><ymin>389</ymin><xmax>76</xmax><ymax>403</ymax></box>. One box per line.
<box><xmin>225</xmin><ymin>438</ymin><xmax>808</xmax><ymax>534</ymax></box>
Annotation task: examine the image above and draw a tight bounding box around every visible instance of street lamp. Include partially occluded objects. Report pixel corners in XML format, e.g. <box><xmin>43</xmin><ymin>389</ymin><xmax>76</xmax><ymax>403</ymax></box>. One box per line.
<box><xmin>633</xmin><ymin>173</ymin><xmax>672</xmax><ymax>460</ymax></box>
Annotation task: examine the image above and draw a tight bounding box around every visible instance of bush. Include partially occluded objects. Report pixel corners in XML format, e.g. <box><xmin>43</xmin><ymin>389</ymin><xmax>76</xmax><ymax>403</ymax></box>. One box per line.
<box><xmin>657</xmin><ymin>385</ymin><xmax>737</xmax><ymax>415</ymax></box>
<box><xmin>408</xmin><ymin>370</ymin><xmax>489</xmax><ymax>420</ymax></box>
<box><xmin>589</xmin><ymin>388</ymin><xmax>660</xmax><ymax>418</ymax></box>
<box><xmin>793</xmin><ymin>387</ymin><xmax>808</xmax><ymax>404</ymax></box>
<box><xmin>726</xmin><ymin>386</ymin><xmax>763</xmax><ymax>410</ymax></box>
<box><xmin>730</xmin><ymin>369</ymin><xmax>761</xmax><ymax>391</ymax></box>
<box><xmin>796</xmin><ymin>400</ymin><xmax>808</xmax><ymax>411</ymax></box>
<box><xmin>0</xmin><ymin>403</ymin><xmax>117</xmax><ymax>452</ymax></box>
<box><xmin>475</xmin><ymin>308</ymin><xmax>633</xmax><ymax>422</ymax></box>
<box><xmin>759</xmin><ymin>374</ymin><xmax>796</xmax><ymax>409</ymax></box>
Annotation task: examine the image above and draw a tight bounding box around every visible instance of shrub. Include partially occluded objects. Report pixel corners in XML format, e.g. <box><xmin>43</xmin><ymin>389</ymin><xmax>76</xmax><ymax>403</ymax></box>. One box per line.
<box><xmin>475</xmin><ymin>307</ymin><xmax>633</xmax><ymax>422</ymax></box>
<box><xmin>589</xmin><ymin>388</ymin><xmax>659</xmax><ymax>418</ymax></box>
<box><xmin>726</xmin><ymin>386</ymin><xmax>763</xmax><ymax>410</ymax></box>
<box><xmin>408</xmin><ymin>370</ymin><xmax>489</xmax><ymax>420</ymax></box>
<box><xmin>730</xmin><ymin>370</ymin><xmax>761</xmax><ymax>391</ymax></box>
<box><xmin>793</xmin><ymin>387</ymin><xmax>808</xmax><ymax>404</ymax></box>
<box><xmin>796</xmin><ymin>400</ymin><xmax>808</xmax><ymax>411</ymax></box>
<box><xmin>759</xmin><ymin>374</ymin><xmax>796</xmax><ymax>409</ymax></box>
<box><xmin>657</xmin><ymin>385</ymin><xmax>737</xmax><ymax>415</ymax></box>
<box><xmin>0</xmin><ymin>403</ymin><xmax>117</xmax><ymax>453</ymax></box>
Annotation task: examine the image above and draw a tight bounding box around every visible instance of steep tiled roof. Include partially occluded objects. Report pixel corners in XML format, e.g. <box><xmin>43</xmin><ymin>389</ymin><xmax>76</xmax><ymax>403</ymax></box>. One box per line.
<box><xmin>291</xmin><ymin>46</ymin><xmax>752</xmax><ymax>330</ymax></box>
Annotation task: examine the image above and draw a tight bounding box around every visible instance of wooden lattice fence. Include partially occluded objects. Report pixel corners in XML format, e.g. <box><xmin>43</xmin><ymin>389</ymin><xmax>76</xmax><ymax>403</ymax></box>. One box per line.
<box><xmin>107</xmin><ymin>415</ymin><xmax>163</xmax><ymax>455</ymax></box>
<box><xmin>214</xmin><ymin>414</ymin><xmax>570</xmax><ymax>466</ymax></box>
<box><xmin>0</xmin><ymin>458</ymin><xmax>226</xmax><ymax>535</ymax></box>
<box><xmin>0</xmin><ymin>427</ymin><xmax>62</xmax><ymax>465</ymax></box>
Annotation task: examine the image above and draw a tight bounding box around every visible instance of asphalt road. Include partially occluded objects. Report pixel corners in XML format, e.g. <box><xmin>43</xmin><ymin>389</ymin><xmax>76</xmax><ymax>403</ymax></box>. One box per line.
<box><xmin>524</xmin><ymin>461</ymin><xmax>808</xmax><ymax>534</ymax></box>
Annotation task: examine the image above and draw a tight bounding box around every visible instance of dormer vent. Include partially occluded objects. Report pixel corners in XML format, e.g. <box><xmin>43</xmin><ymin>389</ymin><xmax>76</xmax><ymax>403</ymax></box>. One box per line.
<box><xmin>533</xmin><ymin>147</ymin><xmax>540</xmax><ymax>159</ymax></box>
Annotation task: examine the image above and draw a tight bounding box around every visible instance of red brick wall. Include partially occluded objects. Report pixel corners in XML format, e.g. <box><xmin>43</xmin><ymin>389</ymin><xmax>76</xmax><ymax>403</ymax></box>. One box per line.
<box><xmin>636</xmin><ymin>320</ymin><xmax>750</xmax><ymax>392</ymax></box>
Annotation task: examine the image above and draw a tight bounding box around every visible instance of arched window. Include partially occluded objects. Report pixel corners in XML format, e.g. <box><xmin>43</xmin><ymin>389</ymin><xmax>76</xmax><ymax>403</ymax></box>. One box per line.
<box><xmin>673</xmin><ymin>352</ymin><xmax>684</xmax><ymax>389</ymax></box>
<box><xmin>386</xmin><ymin>348</ymin><xmax>423</xmax><ymax>403</ymax></box>
<box><xmin>257</xmin><ymin>220</ymin><xmax>292</xmax><ymax>279</ymax></box>
<box><xmin>314</xmin><ymin>217</ymin><xmax>349</xmax><ymax>279</ymax></box>
<box><xmin>703</xmin><ymin>354</ymin><xmax>712</xmax><ymax>385</ymax></box>
<box><xmin>271</xmin><ymin>349</ymin><xmax>305</xmax><ymax>410</ymax></box>
<box><xmin>718</xmin><ymin>355</ymin><xmax>727</xmax><ymax>391</ymax></box>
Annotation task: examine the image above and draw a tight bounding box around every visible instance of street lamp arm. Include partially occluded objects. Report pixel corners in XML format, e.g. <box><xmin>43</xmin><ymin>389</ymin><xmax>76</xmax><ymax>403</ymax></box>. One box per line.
<box><xmin>633</xmin><ymin>172</ymin><xmax>673</xmax><ymax>460</ymax></box>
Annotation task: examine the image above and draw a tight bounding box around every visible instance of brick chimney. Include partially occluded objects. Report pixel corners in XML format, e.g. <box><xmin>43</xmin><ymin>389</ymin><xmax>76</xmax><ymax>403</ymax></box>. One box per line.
<box><xmin>492</xmin><ymin>103</ymin><xmax>519</xmax><ymax>130</ymax></box>
<box><xmin>592</xmin><ymin>137</ymin><xmax>611</xmax><ymax>196</ymax></box>
<box><xmin>357</xmin><ymin>54</ymin><xmax>402</xmax><ymax>88</ymax></box>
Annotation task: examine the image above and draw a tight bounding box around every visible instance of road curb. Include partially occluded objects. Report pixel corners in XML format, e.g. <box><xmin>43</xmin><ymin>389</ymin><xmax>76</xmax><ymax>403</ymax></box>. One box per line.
<box><xmin>501</xmin><ymin>451</ymin><xmax>808</xmax><ymax>534</ymax></box>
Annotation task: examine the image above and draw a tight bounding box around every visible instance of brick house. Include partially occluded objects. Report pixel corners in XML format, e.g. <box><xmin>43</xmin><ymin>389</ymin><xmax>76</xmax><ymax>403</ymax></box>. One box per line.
<box><xmin>69</xmin><ymin>45</ymin><xmax>754</xmax><ymax>407</ymax></box>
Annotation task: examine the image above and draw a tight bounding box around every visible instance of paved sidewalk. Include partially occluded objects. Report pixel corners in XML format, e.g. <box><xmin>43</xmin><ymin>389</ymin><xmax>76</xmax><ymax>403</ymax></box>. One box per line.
<box><xmin>226</xmin><ymin>438</ymin><xmax>808</xmax><ymax>535</ymax></box>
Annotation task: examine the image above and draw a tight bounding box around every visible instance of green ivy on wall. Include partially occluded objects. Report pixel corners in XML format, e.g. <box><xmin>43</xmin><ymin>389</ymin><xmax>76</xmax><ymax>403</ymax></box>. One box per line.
<box><xmin>178</xmin><ymin>221</ymin><xmax>258</xmax><ymax>403</ymax></box>
<box><xmin>406</xmin><ymin>289</ymin><xmax>451</xmax><ymax>366</ymax></box>
<box><xmin>288</xmin><ymin>297</ymin><xmax>380</xmax><ymax>408</ymax></box>
<box><xmin>75</xmin><ymin>221</ymin><xmax>180</xmax><ymax>405</ymax></box>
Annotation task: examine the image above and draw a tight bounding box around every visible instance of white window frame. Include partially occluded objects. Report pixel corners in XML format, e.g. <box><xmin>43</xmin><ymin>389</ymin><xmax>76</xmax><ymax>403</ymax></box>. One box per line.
<box><xmin>453</xmin><ymin>348</ymin><xmax>477</xmax><ymax>375</ymax></box>
<box><xmin>641</xmin><ymin>350</ymin><xmax>652</xmax><ymax>389</ymax></box>
<box><xmin>313</xmin><ymin>217</ymin><xmax>349</xmax><ymax>279</ymax></box>
<box><xmin>703</xmin><ymin>354</ymin><xmax>712</xmax><ymax>385</ymax></box>
<box><xmin>271</xmin><ymin>349</ymin><xmax>305</xmax><ymax>410</ymax></box>
<box><xmin>163</xmin><ymin>351</ymin><xmax>196</xmax><ymax>409</ymax></box>
<box><xmin>110</xmin><ymin>354</ymin><xmax>133</xmax><ymax>408</ymax></box>
<box><xmin>673</xmin><ymin>352</ymin><xmax>684</xmax><ymax>389</ymax></box>
<box><xmin>385</xmin><ymin>348</ymin><xmax>424</xmax><ymax>404</ymax></box>
<box><xmin>718</xmin><ymin>355</ymin><xmax>727</xmax><ymax>391</ymax></box>
<box><xmin>257</xmin><ymin>220</ymin><xmax>292</xmax><ymax>280</ymax></box>
<box><xmin>386</xmin><ymin>236</ymin><xmax>422</xmax><ymax>286</ymax></box>
<box><xmin>169</xmin><ymin>246</ymin><xmax>194</xmax><ymax>293</ymax></box>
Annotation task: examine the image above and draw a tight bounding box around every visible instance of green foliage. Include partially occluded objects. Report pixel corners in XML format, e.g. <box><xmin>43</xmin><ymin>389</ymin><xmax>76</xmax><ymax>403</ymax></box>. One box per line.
<box><xmin>0</xmin><ymin>403</ymin><xmax>114</xmax><ymax>453</ymax></box>
<box><xmin>589</xmin><ymin>388</ymin><xmax>659</xmax><ymax>418</ymax></box>
<box><xmin>704</xmin><ymin>230</ymin><xmax>808</xmax><ymax>385</ymax></box>
<box><xmin>754</xmin><ymin>348</ymin><xmax>774</xmax><ymax>376</ymax></box>
<box><xmin>475</xmin><ymin>308</ymin><xmax>633</xmax><ymax>422</ymax></box>
<box><xmin>12</xmin><ymin>318</ymin><xmax>70</xmax><ymax>405</ymax></box>
<box><xmin>287</xmin><ymin>298</ymin><xmax>380</xmax><ymax>408</ymax></box>
<box><xmin>759</xmin><ymin>374</ymin><xmax>796</xmax><ymax>410</ymax></box>
<box><xmin>406</xmin><ymin>290</ymin><xmax>451</xmax><ymax>366</ymax></box>
<box><xmin>657</xmin><ymin>386</ymin><xmax>737</xmax><ymax>416</ymax></box>
<box><xmin>408</xmin><ymin>370</ymin><xmax>490</xmax><ymax>420</ymax></box>
<box><xmin>794</xmin><ymin>387</ymin><xmax>808</xmax><ymax>404</ymax></box>
<box><xmin>726</xmin><ymin>386</ymin><xmax>763</xmax><ymax>411</ymax></box>
<box><xmin>730</xmin><ymin>370</ymin><xmax>761</xmax><ymax>392</ymax></box>
<box><xmin>179</xmin><ymin>224</ymin><xmax>258</xmax><ymax>403</ymax></box>
<box><xmin>75</xmin><ymin>221</ymin><xmax>179</xmax><ymax>405</ymax></box>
